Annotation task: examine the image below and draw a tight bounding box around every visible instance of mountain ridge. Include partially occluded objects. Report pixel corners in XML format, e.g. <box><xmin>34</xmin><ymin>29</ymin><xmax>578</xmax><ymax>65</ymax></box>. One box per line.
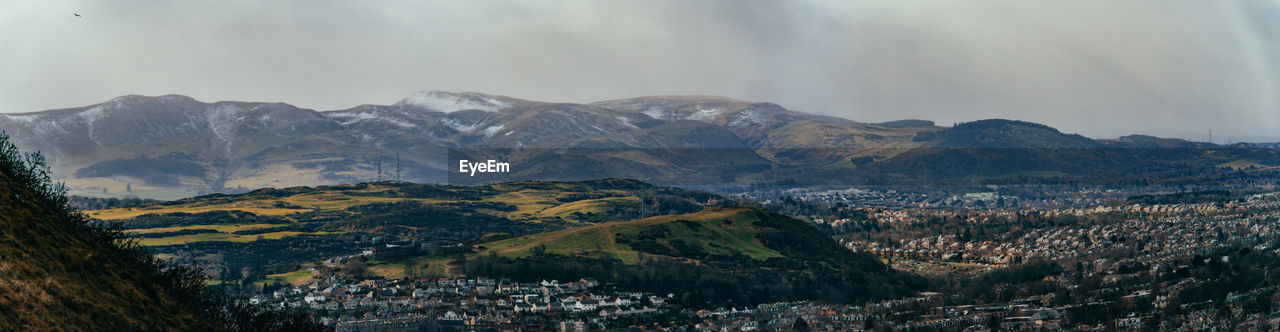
<box><xmin>2</xmin><ymin>91</ymin><xmax>1257</xmax><ymax>198</ymax></box>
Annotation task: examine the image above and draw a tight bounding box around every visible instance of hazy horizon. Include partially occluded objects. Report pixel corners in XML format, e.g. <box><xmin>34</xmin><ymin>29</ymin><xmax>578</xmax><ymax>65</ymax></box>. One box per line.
<box><xmin>3</xmin><ymin>0</ymin><xmax>1278</xmax><ymax>141</ymax></box>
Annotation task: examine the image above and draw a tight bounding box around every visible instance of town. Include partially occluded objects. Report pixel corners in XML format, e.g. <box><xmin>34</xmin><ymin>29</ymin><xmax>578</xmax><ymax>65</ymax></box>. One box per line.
<box><xmin>253</xmin><ymin>274</ymin><xmax>676</xmax><ymax>331</ymax></box>
<box><xmin>234</xmin><ymin>189</ymin><xmax>1280</xmax><ymax>330</ymax></box>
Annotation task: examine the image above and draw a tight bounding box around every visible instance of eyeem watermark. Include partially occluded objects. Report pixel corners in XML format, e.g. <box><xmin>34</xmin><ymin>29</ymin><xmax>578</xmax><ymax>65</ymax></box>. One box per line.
<box><xmin>458</xmin><ymin>159</ymin><xmax>510</xmax><ymax>176</ymax></box>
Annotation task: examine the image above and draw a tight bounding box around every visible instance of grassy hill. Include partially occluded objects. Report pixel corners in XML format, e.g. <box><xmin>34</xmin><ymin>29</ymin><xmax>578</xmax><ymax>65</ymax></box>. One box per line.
<box><xmin>1</xmin><ymin>132</ymin><xmax>320</xmax><ymax>330</ymax></box>
<box><xmin>461</xmin><ymin>207</ymin><xmax>921</xmax><ymax>305</ymax></box>
<box><xmin>81</xmin><ymin>178</ymin><xmax>727</xmax><ymax>285</ymax></box>
<box><xmin>81</xmin><ymin>176</ymin><xmax>920</xmax><ymax>305</ymax></box>
<box><xmin>88</xmin><ymin>178</ymin><xmax>719</xmax><ymax>246</ymax></box>
<box><xmin>0</xmin><ymin>132</ymin><xmax>322</xmax><ymax>330</ymax></box>
<box><xmin>478</xmin><ymin>207</ymin><xmax>783</xmax><ymax>264</ymax></box>
<box><xmin>0</xmin><ymin>138</ymin><xmax>216</xmax><ymax>329</ymax></box>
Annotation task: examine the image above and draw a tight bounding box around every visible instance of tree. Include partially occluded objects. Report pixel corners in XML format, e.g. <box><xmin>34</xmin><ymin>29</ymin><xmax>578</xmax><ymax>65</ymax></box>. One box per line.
<box><xmin>792</xmin><ymin>317</ymin><xmax>811</xmax><ymax>332</ymax></box>
<box><xmin>342</xmin><ymin>260</ymin><xmax>369</xmax><ymax>278</ymax></box>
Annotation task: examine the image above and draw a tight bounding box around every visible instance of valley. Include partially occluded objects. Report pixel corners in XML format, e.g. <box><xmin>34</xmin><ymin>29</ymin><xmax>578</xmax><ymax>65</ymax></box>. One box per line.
<box><xmin>4</xmin><ymin>92</ymin><xmax>1278</xmax><ymax>330</ymax></box>
<box><xmin>8</xmin><ymin>0</ymin><xmax>1277</xmax><ymax>329</ymax></box>
<box><xmin>18</xmin><ymin>92</ymin><xmax>1269</xmax><ymax>330</ymax></box>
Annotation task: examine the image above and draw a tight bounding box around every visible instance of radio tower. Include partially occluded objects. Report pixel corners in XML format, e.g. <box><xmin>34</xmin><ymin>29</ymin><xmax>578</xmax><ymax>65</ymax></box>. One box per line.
<box><xmin>395</xmin><ymin>152</ymin><xmax>402</xmax><ymax>183</ymax></box>
<box><xmin>375</xmin><ymin>161</ymin><xmax>382</xmax><ymax>182</ymax></box>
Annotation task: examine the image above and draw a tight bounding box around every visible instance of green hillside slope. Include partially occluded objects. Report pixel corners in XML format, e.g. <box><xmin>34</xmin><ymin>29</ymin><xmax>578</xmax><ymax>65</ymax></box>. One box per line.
<box><xmin>465</xmin><ymin>207</ymin><xmax>921</xmax><ymax>305</ymax></box>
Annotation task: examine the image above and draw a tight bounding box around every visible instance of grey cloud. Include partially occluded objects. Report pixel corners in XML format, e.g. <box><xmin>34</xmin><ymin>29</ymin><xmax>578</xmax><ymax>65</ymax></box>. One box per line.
<box><xmin>1</xmin><ymin>0</ymin><xmax>1277</xmax><ymax>140</ymax></box>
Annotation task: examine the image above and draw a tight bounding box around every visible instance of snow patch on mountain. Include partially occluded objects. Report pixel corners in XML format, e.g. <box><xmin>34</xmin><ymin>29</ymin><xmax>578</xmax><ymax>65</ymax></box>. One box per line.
<box><xmin>400</xmin><ymin>91</ymin><xmax>510</xmax><ymax>113</ymax></box>
<box><xmin>728</xmin><ymin>109</ymin><xmax>762</xmax><ymax>127</ymax></box>
<box><xmin>615</xmin><ymin>116</ymin><xmax>638</xmax><ymax>129</ymax></box>
<box><xmin>439</xmin><ymin>118</ymin><xmax>478</xmax><ymax>132</ymax></box>
<box><xmin>383</xmin><ymin>118</ymin><xmax>419</xmax><ymax>128</ymax></box>
<box><xmin>481</xmin><ymin>124</ymin><xmax>505</xmax><ymax>137</ymax></box>
<box><xmin>206</xmin><ymin>105</ymin><xmax>243</xmax><ymax>151</ymax></box>
<box><xmin>331</xmin><ymin>111</ymin><xmax>418</xmax><ymax>128</ymax></box>
<box><xmin>1</xmin><ymin>114</ymin><xmax>39</xmax><ymax>123</ymax></box>
<box><xmin>340</xmin><ymin>111</ymin><xmax>380</xmax><ymax>124</ymax></box>
<box><xmin>78</xmin><ymin>104</ymin><xmax>112</xmax><ymax>127</ymax></box>
<box><xmin>689</xmin><ymin>108</ymin><xmax>723</xmax><ymax>122</ymax></box>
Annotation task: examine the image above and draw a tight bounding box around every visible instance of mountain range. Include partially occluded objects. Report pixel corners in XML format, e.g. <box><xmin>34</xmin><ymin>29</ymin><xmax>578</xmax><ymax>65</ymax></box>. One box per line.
<box><xmin>0</xmin><ymin>91</ymin><xmax>1270</xmax><ymax>198</ymax></box>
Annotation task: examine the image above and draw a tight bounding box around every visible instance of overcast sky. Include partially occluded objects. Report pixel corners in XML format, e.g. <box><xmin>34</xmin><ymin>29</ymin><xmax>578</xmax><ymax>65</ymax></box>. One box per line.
<box><xmin>3</xmin><ymin>1</ymin><xmax>1278</xmax><ymax>141</ymax></box>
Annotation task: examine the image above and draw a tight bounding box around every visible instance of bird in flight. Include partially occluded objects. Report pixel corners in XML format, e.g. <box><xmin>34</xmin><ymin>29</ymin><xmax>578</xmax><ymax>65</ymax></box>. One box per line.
<box><xmin>74</xmin><ymin>13</ymin><xmax>81</xmax><ymax>17</ymax></box>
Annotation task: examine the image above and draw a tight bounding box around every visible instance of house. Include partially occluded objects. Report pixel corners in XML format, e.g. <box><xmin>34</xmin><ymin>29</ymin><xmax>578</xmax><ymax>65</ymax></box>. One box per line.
<box><xmin>514</xmin><ymin>303</ymin><xmax>539</xmax><ymax>313</ymax></box>
<box><xmin>412</xmin><ymin>289</ymin><xmax>431</xmax><ymax>299</ymax></box>
<box><xmin>1031</xmin><ymin>309</ymin><xmax>1062</xmax><ymax>321</ymax></box>
<box><xmin>304</xmin><ymin>294</ymin><xmax>326</xmax><ymax>303</ymax></box>
<box><xmin>558</xmin><ymin>320</ymin><xmax>586</xmax><ymax>332</ymax></box>
<box><xmin>568</xmin><ymin>300</ymin><xmax>599</xmax><ymax>312</ymax></box>
<box><xmin>360</xmin><ymin>277</ymin><xmax>387</xmax><ymax>288</ymax></box>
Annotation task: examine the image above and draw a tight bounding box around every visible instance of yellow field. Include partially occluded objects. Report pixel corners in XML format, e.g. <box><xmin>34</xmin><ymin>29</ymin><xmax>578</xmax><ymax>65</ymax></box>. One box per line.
<box><xmin>127</xmin><ymin>223</ymin><xmax>285</xmax><ymax>234</ymax></box>
<box><xmin>368</xmin><ymin>256</ymin><xmax>456</xmax><ymax>279</ymax></box>
<box><xmin>84</xmin><ymin>181</ymin><xmax>666</xmax><ymax>251</ymax></box>
<box><xmin>485</xmin><ymin>190</ymin><xmax>559</xmax><ymax>216</ymax></box>
<box><xmin>89</xmin><ymin>195</ymin><xmax>418</xmax><ymax>220</ymax></box>
<box><xmin>88</xmin><ymin>205</ymin><xmax>309</xmax><ymax>220</ymax></box>
<box><xmin>85</xmin><ymin>180</ymin><xmax>649</xmax><ymax>227</ymax></box>
<box><xmin>536</xmin><ymin>196</ymin><xmax>638</xmax><ymax>220</ymax></box>
<box><xmin>135</xmin><ymin>231</ymin><xmax>335</xmax><ymax>246</ymax></box>
<box><xmin>258</xmin><ymin>268</ymin><xmax>318</xmax><ymax>287</ymax></box>
<box><xmin>279</xmin><ymin>194</ymin><xmax>419</xmax><ymax>210</ymax></box>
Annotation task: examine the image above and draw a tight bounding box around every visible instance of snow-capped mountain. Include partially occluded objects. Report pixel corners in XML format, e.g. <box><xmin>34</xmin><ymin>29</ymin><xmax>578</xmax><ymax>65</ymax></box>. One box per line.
<box><xmin>0</xmin><ymin>91</ymin><xmax>940</xmax><ymax>197</ymax></box>
<box><xmin>3</xmin><ymin>90</ymin><xmax>1245</xmax><ymax>198</ymax></box>
<box><xmin>395</xmin><ymin>91</ymin><xmax>531</xmax><ymax>113</ymax></box>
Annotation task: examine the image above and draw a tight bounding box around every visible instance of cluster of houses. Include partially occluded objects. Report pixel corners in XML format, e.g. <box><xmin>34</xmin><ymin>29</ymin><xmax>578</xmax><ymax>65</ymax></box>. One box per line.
<box><xmin>250</xmin><ymin>275</ymin><xmax>674</xmax><ymax>330</ymax></box>
<box><xmin>257</xmin><ymin>191</ymin><xmax>1280</xmax><ymax>330</ymax></box>
<box><xmin>360</xmin><ymin>238</ymin><xmax>467</xmax><ymax>261</ymax></box>
<box><xmin>843</xmin><ymin>193</ymin><xmax>1280</xmax><ymax>268</ymax></box>
<box><xmin>688</xmin><ymin>289</ymin><xmax>1280</xmax><ymax>331</ymax></box>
